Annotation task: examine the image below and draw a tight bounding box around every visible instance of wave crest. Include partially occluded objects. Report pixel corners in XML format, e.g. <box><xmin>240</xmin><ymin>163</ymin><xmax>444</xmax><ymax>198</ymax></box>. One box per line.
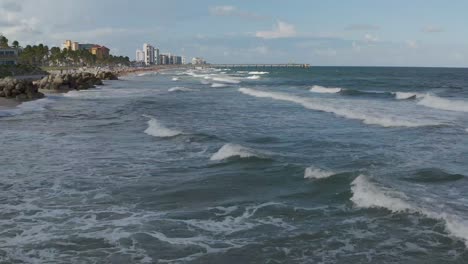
<box><xmin>304</xmin><ymin>166</ymin><xmax>335</xmax><ymax>179</ymax></box>
<box><xmin>417</xmin><ymin>94</ymin><xmax>468</xmax><ymax>112</ymax></box>
<box><xmin>168</xmin><ymin>87</ymin><xmax>196</xmax><ymax>92</ymax></box>
<box><xmin>143</xmin><ymin>115</ymin><xmax>182</xmax><ymax>137</ymax></box>
<box><xmin>351</xmin><ymin>175</ymin><xmax>468</xmax><ymax>247</ymax></box>
<box><xmin>210</xmin><ymin>143</ymin><xmax>262</xmax><ymax>161</ymax></box>
<box><xmin>238</xmin><ymin>88</ymin><xmax>440</xmax><ymax>128</ymax></box>
<box><xmin>310</xmin><ymin>85</ymin><xmax>342</xmax><ymax>94</ymax></box>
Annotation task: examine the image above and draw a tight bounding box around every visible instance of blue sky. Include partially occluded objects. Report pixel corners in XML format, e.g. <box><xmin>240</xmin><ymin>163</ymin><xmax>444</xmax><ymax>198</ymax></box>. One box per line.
<box><xmin>1</xmin><ymin>0</ymin><xmax>467</xmax><ymax>66</ymax></box>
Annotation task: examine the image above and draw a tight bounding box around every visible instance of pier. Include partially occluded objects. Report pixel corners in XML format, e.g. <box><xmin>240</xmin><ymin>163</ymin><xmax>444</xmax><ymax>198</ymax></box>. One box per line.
<box><xmin>202</xmin><ymin>63</ymin><xmax>310</xmax><ymax>68</ymax></box>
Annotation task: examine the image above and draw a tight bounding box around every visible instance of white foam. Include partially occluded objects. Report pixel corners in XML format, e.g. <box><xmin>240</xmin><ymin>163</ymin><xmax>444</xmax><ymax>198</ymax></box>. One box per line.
<box><xmin>239</xmin><ymin>88</ymin><xmax>440</xmax><ymax>128</ymax></box>
<box><xmin>168</xmin><ymin>87</ymin><xmax>196</xmax><ymax>92</ymax></box>
<box><xmin>351</xmin><ymin>175</ymin><xmax>468</xmax><ymax>247</ymax></box>
<box><xmin>210</xmin><ymin>143</ymin><xmax>261</xmax><ymax>161</ymax></box>
<box><xmin>211</xmin><ymin>83</ymin><xmax>228</xmax><ymax>88</ymax></box>
<box><xmin>171</xmin><ymin>77</ymin><xmax>179</xmax><ymax>81</ymax></box>
<box><xmin>247</xmin><ymin>75</ymin><xmax>261</xmax><ymax>80</ymax></box>
<box><xmin>393</xmin><ymin>92</ymin><xmax>425</xmax><ymax>100</ymax></box>
<box><xmin>465</xmin><ymin>128</ymin><xmax>468</xmax><ymax>133</ymax></box>
<box><xmin>417</xmin><ymin>94</ymin><xmax>468</xmax><ymax>113</ymax></box>
<box><xmin>351</xmin><ymin>175</ymin><xmax>413</xmax><ymax>212</ymax></box>
<box><xmin>0</xmin><ymin>98</ymin><xmax>52</xmax><ymax>117</ymax></box>
<box><xmin>143</xmin><ymin>115</ymin><xmax>182</xmax><ymax>137</ymax></box>
<box><xmin>310</xmin><ymin>85</ymin><xmax>342</xmax><ymax>94</ymax></box>
<box><xmin>248</xmin><ymin>71</ymin><xmax>269</xmax><ymax>75</ymax></box>
<box><xmin>304</xmin><ymin>166</ymin><xmax>335</xmax><ymax>179</ymax></box>
<box><xmin>211</xmin><ymin>77</ymin><xmax>241</xmax><ymax>84</ymax></box>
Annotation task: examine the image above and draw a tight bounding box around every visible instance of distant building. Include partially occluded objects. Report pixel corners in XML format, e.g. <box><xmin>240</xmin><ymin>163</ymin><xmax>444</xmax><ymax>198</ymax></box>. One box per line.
<box><xmin>143</xmin><ymin>43</ymin><xmax>155</xmax><ymax>65</ymax></box>
<box><xmin>171</xmin><ymin>55</ymin><xmax>182</xmax><ymax>65</ymax></box>
<box><xmin>182</xmin><ymin>56</ymin><xmax>186</xmax><ymax>65</ymax></box>
<box><xmin>62</xmin><ymin>40</ymin><xmax>79</xmax><ymax>51</ymax></box>
<box><xmin>155</xmin><ymin>48</ymin><xmax>160</xmax><ymax>65</ymax></box>
<box><xmin>78</xmin><ymin>43</ymin><xmax>96</xmax><ymax>51</ymax></box>
<box><xmin>136</xmin><ymin>49</ymin><xmax>144</xmax><ymax>62</ymax></box>
<box><xmin>0</xmin><ymin>47</ymin><xmax>19</xmax><ymax>65</ymax></box>
<box><xmin>159</xmin><ymin>54</ymin><xmax>169</xmax><ymax>65</ymax></box>
<box><xmin>192</xmin><ymin>57</ymin><xmax>206</xmax><ymax>65</ymax></box>
<box><xmin>90</xmin><ymin>45</ymin><xmax>110</xmax><ymax>59</ymax></box>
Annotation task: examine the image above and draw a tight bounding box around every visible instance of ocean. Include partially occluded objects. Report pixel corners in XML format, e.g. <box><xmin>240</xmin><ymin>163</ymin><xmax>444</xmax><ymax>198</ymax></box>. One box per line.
<box><xmin>1</xmin><ymin>66</ymin><xmax>468</xmax><ymax>263</ymax></box>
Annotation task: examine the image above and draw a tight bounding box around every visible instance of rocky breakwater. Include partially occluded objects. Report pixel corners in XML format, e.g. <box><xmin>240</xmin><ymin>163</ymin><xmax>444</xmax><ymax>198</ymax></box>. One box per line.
<box><xmin>0</xmin><ymin>77</ymin><xmax>44</xmax><ymax>101</ymax></box>
<box><xmin>36</xmin><ymin>71</ymin><xmax>118</xmax><ymax>92</ymax></box>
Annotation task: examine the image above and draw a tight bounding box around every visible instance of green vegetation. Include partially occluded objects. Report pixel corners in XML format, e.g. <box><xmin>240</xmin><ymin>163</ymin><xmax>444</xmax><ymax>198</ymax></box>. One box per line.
<box><xmin>0</xmin><ymin>64</ymin><xmax>47</xmax><ymax>78</ymax></box>
<box><xmin>19</xmin><ymin>44</ymin><xmax>130</xmax><ymax>67</ymax></box>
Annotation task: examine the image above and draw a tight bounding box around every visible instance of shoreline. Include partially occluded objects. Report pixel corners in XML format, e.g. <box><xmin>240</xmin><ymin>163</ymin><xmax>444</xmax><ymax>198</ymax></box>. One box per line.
<box><xmin>0</xmin><ymin>65</ymin><xmax>191</xmax><ymax>109</ymax></box>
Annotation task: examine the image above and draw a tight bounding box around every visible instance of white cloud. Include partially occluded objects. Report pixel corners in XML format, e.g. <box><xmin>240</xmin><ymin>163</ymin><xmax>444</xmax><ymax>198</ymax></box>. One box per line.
<box><xmin>422</xmin><ymin>26</ymin><xmax>444</xmax><ymax>33</ymax></box>
<box><xmin>256</xmin><ymin>21</ymin><xmax>297</xmax><ymax>39</ymax></box>
<box><xmin>364</xmin><ymin>33</ymin><xmax>379</xmax><ymax>43</ymax></box>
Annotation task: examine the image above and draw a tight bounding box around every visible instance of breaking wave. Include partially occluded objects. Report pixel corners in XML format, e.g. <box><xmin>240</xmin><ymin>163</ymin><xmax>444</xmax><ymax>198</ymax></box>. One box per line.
<box><xmin>351</xmin><ymin>175</ymin><xmax>468</xmax><ymax>247</ymax></box>
<box><xmin>172</xmin><ymin>77</ymin><xmax>179</xmax><ymax>81</ymax></box>
<box><xmin>310</xmin><ymin>85</ymin><xmax>342</xmax><ymax>94</ymax></box>
<box><xmin>211</xmin><ymin>77</ymin><xmax>241</xmax><ymax>84</ymax></box>
<box><xmin>393</xmin><ymin>92</ymin><xmax>425</xmax><ymax>100</ymax></box>
<box><xmin>0</xmin><ymin>98</ymin><xmax>52</xmax><ymax>117</ymax></box>
<box><xmin>248</xmin><ymin>71</ymin><xmax>269</xmax><ymax>75</ymax></box>
<box><xmin>417</xmin><ymin>94</ymin><xmax>468</xmax><ymax>113</ymax></box>
<box><xmin>143</xmin><ymin>115</ymin><xmax>182</xmax><ymax>137</ymax></box>
<box><xmin>238</xmin><ymin>88</ymin><xmax>440</xmax><ymax>127</ymax></box>
<box><xmin>210</xmin><ymin>143</ymin><xmax>263</xmax><ymax>161</ymax></box>
<box><xmin>247</xmin><ymin>75</ymin><xmax>261</xmax><ymax>80</ymax></box>
<box><xmin>168</xmin><ymin>87</ymin><xmax>196</xmax><ymax>92</ymax></box>
<box><xmin>304</xmin><ymin>166</ymin><xmax>335</xmax><ymax>179</ymax></box>
<box><xmin>211</xmin><ymin>83</ymin><xmax>228</xmax><ymax>88</ymax></box>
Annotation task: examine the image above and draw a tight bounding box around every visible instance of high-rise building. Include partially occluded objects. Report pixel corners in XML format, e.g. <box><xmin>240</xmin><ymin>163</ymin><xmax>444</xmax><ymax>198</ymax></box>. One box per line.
<box><xmin>155</xmin><ymin>48</ymin><xmax>160</xmax><ymax>65</ymax></box>
<box><xmin>136</xmin><ymin>49</ymin><xmax>144</xmax><ymax>62</ymax></box>
<box><xmin>143</xmin><ymin>43</ymin><xmax>155</xmax><ymax>65</ymax></box>
<box><xmin>182</xmin><ymin>56</ymin><xmax>186</xmax><ymax>65</ymax></box>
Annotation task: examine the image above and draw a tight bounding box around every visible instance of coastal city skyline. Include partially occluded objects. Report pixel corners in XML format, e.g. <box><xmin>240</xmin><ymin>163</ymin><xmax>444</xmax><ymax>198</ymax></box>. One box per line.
<box><xmin>1</xmin><ymin>0</ymin><xmax>468</xmax><ymax>67</ymax></box>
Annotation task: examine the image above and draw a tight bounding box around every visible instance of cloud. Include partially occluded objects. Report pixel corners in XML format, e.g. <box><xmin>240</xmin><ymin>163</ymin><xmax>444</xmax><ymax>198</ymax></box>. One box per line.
<box><xmin>345</xmin><ymin>24</ymin><xmax>380</xmax><ymax>31</ymax></box>
<box><xmin>422</xmin><ymin>26</ymin><xmax>444</xmax><ymax>33</ymax></box>
<box><xmin>364</xmin><ymin>33</ymin><xmax>379</xmax><ymax>43</ymax></box>
<box><xmin>209</xmin><ymin>5</ymin><xmax>264</xmax><ymax>19</ymax></box>
<box><xmin>256</xmin><ymin>21</ymin><xmax>297</xmax><ymax>39</ymax></box>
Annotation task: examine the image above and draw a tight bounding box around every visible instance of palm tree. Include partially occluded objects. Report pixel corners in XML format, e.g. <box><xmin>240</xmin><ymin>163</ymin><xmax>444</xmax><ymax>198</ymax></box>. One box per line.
<box><xmin>12</xmin><ymin>40</ymin><xmax>19</xmax><ymax>48</ymax></box>
<box><xmin>0</xmin><ymin>35</ymin><xmax>8</xmax><ymax>48</ymax></box>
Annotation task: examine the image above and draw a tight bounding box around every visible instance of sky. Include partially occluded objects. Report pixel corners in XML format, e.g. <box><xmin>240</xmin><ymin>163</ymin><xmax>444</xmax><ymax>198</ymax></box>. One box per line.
<box><xmin>1</xmin><ymin>0</ymin><xmax>467</xmax><ymax>67</ymax></box>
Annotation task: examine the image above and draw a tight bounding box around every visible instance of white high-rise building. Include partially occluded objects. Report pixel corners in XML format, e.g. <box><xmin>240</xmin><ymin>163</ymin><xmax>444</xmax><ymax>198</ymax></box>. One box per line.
<box><xmin>135</xmin><ymin>49</ymin><xmax>144</xmax><ymax>62</ymax></box>
<box><xmin>182</xmin><ymin>56</ymin><xmax>186</xmax><ymax>65</ymax></box>
<box><xmin>143</xmin><ymin>43</ymin><xmax>155</xmax><ymax>65</ymax></box>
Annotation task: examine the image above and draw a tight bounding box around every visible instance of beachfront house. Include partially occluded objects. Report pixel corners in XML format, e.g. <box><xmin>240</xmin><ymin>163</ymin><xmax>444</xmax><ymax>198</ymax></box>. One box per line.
<box><xmin>0</xmin><ymin>47</ymin><xmax>19</xmax><ymax>65</ymax></box>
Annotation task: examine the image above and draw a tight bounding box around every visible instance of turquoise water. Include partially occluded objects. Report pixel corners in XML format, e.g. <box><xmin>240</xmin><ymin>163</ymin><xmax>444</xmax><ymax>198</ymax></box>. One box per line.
<box><xmin>1</xmin><ymin>67</ymin><xmax>468</xmax><ymax>263</ymax></box>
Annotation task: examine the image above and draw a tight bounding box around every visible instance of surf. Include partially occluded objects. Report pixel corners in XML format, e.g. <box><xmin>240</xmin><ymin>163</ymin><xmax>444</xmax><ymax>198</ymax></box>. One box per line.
<box><xmin>210</xmin><ymin>143</ymin><xmax>265</xmax><ymax>161</ymax></box>
<box><xmin>143</xmin><ymin>115</ymin><xmax>182</xmax><ymax>137</ymax></box>
<box><xmin>351</xmin><ymin>175</ymin><xmax>468</xmax><ymax>247</ymax></box>
<box><xmin>238</xmin><ymin>88</ymin><xmax>440</xmax><ymax>128</ymax></box>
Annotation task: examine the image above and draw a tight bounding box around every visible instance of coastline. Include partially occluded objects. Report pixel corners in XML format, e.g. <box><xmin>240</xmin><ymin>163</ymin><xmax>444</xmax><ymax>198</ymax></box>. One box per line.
<box><xmin>0</xmin><ymin>97</ymin><xmax>20</xmax><ymax>108</ymax></box>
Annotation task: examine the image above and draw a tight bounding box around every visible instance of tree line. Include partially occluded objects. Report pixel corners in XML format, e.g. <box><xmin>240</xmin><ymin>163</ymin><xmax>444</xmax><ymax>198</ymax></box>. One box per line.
<box><xmin>0</xmin><ymin>34</ymin><xmax>130</xmax><ymax>67</ymax></box>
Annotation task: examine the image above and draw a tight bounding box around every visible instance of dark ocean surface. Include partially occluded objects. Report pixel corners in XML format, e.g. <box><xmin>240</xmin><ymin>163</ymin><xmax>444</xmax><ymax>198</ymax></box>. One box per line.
<box><xmin>1</xmin><ymin>67</ymin><xmax>468</xmax><ymax>263</ymax></box>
